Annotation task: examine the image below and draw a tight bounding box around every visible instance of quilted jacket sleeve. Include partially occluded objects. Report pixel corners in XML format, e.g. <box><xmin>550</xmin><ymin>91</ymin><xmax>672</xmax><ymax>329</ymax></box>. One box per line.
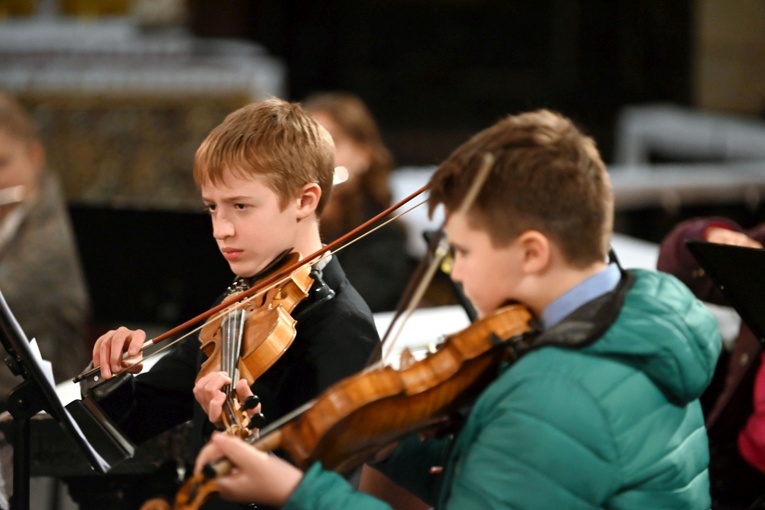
<box><xmin>285</xmin><ymin>464</ymin><xmax>393</xmax><ymax>510</ymax></box>
<box><xmin>285</xmin><ymin>436</ymin><xmax>451</xmax><ymax>510</ymax></box>
<box><xmin>439</xmin><ymin>369</ymin><xmax>619</xmax><ymax>509</ymax></box>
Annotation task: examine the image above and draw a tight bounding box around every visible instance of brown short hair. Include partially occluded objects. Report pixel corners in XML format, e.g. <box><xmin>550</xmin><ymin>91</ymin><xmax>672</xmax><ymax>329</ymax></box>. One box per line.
<box><xmin>194</xmin><ymin>97</ymin><xmax>335</xmax><ymax>214</ymax></box>
<box><xmin>428</xmin><ymin>109</ymin><xmax>613</xmax><ymax>266</ymax></box>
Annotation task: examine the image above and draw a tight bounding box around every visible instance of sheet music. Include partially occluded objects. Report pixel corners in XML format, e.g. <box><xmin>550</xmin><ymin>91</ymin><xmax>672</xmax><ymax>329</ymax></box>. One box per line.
<box><xmin>30</xmin><ymin>338</ymin><xmax>111</xmax><ymax>471</ymax></box>
<box><xmin>0</xmin><ymin>291</ymin><xmax>111</xmax><ymax>472</ymax></box>
<box><xmin>27</xmin><ymin>338</ymin><xmax>55</xmax><ymax>389</ymax></box>
<box><xmin>61</xmin><ymin>408</ymin><xmax>110</xmax><ymax>472</ymax></box>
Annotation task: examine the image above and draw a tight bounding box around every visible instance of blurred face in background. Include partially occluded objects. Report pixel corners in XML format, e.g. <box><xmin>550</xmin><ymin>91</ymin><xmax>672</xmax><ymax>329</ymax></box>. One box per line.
<box><xmin>311</xmin><ymin>110</ymin><xmax>372</xmax><ymax>183</ymax></box>
<box><xmin>0</xmin><ymin>130</ymin><xmax>42</xmax><ymax>218</ymax></box>
<box><xmin>311</xmin><ymin>110</ymin><xmax>372</xmax><ymax>237</ymax></box>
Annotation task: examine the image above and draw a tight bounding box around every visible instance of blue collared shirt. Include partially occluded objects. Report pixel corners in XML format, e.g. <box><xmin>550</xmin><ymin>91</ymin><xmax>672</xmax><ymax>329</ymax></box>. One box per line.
<box><xmin>540</xmin><ymin>263</ymin><xmax>621</xmax><ymax>330</ymax></box>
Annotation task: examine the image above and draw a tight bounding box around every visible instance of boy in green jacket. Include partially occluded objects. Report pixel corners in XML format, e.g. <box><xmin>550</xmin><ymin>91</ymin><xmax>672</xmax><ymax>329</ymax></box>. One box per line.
<box><xmin>191</xmin><ymin>109</ymin><xmax>721</xmax><ymax>509</ymax></box>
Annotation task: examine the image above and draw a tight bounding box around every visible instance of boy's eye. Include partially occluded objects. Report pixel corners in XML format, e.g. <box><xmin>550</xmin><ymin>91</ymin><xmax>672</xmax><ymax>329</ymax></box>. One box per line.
<box><xmin>203</xmin><ymin>204</ymin><xmax>216</xmax><ymax>213</ymax></box>
<box><xmin>234</xmin><ymin>203</ymin><xmax>247</xmax><ymax>210</ymax></box>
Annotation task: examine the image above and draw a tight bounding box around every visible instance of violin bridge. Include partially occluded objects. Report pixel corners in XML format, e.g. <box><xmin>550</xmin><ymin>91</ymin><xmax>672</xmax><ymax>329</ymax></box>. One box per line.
<box><xmin>399</xmin><ymin>348</ymin><xmax>417</xmax><ymax>369</ymax></box>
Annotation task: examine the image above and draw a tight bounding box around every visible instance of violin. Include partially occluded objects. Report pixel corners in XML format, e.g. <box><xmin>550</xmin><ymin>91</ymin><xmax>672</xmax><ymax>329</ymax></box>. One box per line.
<box><xmin>175</xmin><ymin>302</ymin><xmax>538</xmax><ymax>509</ymax></box>
<box><xmin>196</xmin><ymin>251</ymin><xmax>314</xmax><ymax>437</ymax></box>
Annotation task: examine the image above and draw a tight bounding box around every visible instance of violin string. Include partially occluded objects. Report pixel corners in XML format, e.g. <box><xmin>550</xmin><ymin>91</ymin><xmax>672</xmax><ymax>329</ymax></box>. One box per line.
<box><xmin>221</xmin><ymin>313</ymin><xmax>232</xmax><ymax>386</ymax></box>
<box><xmin>232</xmin><ymin>310</ymin><xmax>245</xmax><ymax>392</ymax></box>
<box><xmin>221</xmin><ymin>309</ymin><xmax>246</xmax><ymax>431</ymax></box>
<box><xmin>222</xmin><ymin>310</ymin><xmax>245</xmax><ymax>398</ymax></box>
<box><xmin>220</xmin><ymin>313</ymin><xmax>234</xmax><ymax>426</ymax></box>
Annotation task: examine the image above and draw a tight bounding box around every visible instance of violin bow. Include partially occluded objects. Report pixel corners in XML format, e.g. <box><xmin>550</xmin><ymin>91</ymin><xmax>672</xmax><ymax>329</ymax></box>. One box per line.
<box><xmin>373</xmin><ymin>153</ymin><xmax>495</xmax><ymax>367</ymax></box>
<box><xmin>72</xmin><ymin>182</ymin><xmax>431</xmax><ymax>384</ymax></box>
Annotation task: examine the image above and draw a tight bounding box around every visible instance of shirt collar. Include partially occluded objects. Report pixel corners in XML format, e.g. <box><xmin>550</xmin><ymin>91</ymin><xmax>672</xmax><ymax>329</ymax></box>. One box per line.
<box><xmin>540</xmin><ymin>263</ymin><xmax>621</xmax><ymax>330</ymax></box>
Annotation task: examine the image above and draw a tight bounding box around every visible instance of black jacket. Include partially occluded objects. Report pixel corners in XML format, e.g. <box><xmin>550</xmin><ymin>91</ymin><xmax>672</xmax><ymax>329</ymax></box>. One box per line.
<box><xmin>99</xmin><ymin>256</ymin><xmax>380</xmax><ymax>450</ymax></box>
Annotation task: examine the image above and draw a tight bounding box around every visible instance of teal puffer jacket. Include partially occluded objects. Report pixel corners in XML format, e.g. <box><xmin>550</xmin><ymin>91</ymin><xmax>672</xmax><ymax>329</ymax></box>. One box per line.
<box><xmin>285</xmin><ymin>269</ymin><xmax>721</xmax><ymax>509</ymax></box>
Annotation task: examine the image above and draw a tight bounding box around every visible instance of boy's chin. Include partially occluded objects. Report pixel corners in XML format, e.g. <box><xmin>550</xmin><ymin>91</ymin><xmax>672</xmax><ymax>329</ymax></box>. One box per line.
<box><xmin>231</xmin><ymin>262</ymin><xmax>270</xmax><ymax>280</ymax></box>
<box><xmin>228</xmin><ymin>262</ymin><xmax>254</xmax><ymax>278</ymax></box>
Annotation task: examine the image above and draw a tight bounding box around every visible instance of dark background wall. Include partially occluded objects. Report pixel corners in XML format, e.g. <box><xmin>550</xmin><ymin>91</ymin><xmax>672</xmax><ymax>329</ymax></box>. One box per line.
<box><xmin>188</xmin><ymin>0</ymin><xmax>694</xmax><ymax>166</ymax></box>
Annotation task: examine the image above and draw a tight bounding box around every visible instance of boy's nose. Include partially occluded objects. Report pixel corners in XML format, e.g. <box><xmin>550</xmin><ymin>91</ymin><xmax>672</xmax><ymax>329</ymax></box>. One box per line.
<box><xmin>212</xmin><ymin>217</ymin><xmax>234</xmax><ymax>239</ymax></box>
<box><xmin>449</xmin><ymin>259</ymin><xmax>462</xmax><ymax>284</ymax></box>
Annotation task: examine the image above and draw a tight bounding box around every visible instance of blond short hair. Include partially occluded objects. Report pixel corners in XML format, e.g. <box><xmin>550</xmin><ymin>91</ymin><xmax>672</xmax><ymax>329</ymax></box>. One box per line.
<box><xmin>194</xmin><ymin>98</ymin><xmax>335</xmax><ymax>214</ymax></box>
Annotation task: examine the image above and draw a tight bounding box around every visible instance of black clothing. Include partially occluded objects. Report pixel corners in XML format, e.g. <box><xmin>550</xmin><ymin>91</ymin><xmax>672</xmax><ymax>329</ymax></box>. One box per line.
<box><xmin>92</xmin><ymin>257</ymin><xmax>379</xmax><ymax>509</ymax></box>
<box><xmin>98</xmin><ymin>256</ymin><xmax>379</xmax><ymax>447</ymax></box>
<box><xmin>335</xmin><ymin>221</ymin><xmax>413</xmax><ymax>313</ymax></box>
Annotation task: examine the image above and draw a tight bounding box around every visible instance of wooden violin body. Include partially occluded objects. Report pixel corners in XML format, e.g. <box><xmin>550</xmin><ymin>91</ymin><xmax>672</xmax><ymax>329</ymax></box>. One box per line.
<box><xmin>197</xmin><ymin>252</ymin><xmax>314</xmax><ymax>384</ymax></box>
<box><xmin>196</xmin><ymin>252</ymin><xmax>314</xmax><ymax>437</ymax></box>
<box><xmin>176</xmin><ymin>303</ymin><xmax>537</xmax><ymax>509</ymax></box>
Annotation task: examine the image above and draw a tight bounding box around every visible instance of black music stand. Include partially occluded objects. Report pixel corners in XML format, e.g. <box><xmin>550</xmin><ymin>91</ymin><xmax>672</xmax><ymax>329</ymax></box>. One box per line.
<box><xmin>0</xmin><ymin>291</ymin><xmax>133</xmax><ymax>509</ymax></box>
<box><xmin>686</xmin><ymin>240</ymin><xmax>765</xmax><ymax>344</ymax></box>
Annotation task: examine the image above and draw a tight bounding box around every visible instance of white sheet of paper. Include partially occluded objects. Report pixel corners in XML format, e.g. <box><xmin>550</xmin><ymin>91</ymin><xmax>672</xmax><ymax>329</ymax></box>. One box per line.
<box><xmin>27</xmin><ymin>337</ymin><xmax>56</xmax><ymax>389</ymax></box>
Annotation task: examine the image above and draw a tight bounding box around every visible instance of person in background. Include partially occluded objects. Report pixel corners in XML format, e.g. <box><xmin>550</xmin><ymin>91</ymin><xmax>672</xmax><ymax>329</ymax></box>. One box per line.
<box><xmin>303</xmin><ymin>92</ymin><xmax>413</xmax><ymax>313</ymax></box>
<box><xmin>0</xmin><ymin>91</ymin><xmax>90</xmax><ymax>398</ymax></box>
<box><xmin>658</xmin><ymin>217</ymin><xmax>765</xmax><ymax>509</ymax></box>
<box><xmin>0</xmin><ymin>91</ymin><xmax>91</xmax><ymax>510</ymax></box>
<box><xmin>190</xmin><ymin>109</ymin><xmax>720</xmax><ymax>509</ymax></box>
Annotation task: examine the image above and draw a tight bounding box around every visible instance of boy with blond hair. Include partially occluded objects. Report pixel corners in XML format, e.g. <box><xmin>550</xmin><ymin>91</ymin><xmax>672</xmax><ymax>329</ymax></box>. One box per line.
<box><xmin>91</xmin><ymin>98</ymin><xmax>379</xmax><ymax>507</ymax></box>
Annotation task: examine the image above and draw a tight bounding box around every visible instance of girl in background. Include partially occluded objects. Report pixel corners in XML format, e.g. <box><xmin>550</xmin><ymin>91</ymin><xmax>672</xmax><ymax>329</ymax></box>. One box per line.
<box><xmin>304</xmin><ymin>92</ymin><xmax>413</xmax><ymax>313</ymax></box>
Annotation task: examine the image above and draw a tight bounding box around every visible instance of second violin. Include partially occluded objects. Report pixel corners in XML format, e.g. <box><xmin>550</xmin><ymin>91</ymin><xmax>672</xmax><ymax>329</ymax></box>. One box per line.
<box><xmin>175</xmin><ymin>303</ymin><xmax>538</xmax><ymax>509</ymax></box>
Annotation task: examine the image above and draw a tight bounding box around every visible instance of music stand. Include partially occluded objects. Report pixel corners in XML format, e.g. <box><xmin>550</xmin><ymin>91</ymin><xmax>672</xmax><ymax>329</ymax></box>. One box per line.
<box><xmin>686</xmin><ymin>240</ymin><xmax>765</xmax><ymax>345</ymax></box>
<box><xmin>0</xmin><ymin>291</ymin><xmax>132</xmax><ymax>509</ymax></box>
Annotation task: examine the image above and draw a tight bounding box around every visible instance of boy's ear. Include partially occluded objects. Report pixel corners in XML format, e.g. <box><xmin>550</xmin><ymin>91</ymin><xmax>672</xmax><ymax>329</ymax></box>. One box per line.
<box><xmin>517</xmin><ymin>230</ymin><xmax>550</xmax><ymax>274</ymax></box>
<box><xmin>295</xmin><ymin>183</ymin><xmax>321</xmax><ymax>219</ymax></box>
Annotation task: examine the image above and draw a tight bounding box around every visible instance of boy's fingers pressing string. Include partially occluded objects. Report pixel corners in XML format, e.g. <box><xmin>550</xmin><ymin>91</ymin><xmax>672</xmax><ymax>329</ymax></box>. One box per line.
<box><xmin>211</xmin><ymin>433</ymin><xmax>266</xmax><ymax>476</ymax></box>
<box><xmin>194</xmin><ymin>432</ymin><xmax>225</xmax><ymax>473</ymax></box>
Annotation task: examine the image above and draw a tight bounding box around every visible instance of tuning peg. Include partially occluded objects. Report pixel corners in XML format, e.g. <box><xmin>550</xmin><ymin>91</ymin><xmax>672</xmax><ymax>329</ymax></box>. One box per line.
<box><xmin>248</xmin><ymin>412</ymin><xmax>267</xmax><ymax>430</ymax></box>
<box><xmin>242</xmin><ymin>395</ymin><xmax>260</xmax><ymax>410</ymax></box>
